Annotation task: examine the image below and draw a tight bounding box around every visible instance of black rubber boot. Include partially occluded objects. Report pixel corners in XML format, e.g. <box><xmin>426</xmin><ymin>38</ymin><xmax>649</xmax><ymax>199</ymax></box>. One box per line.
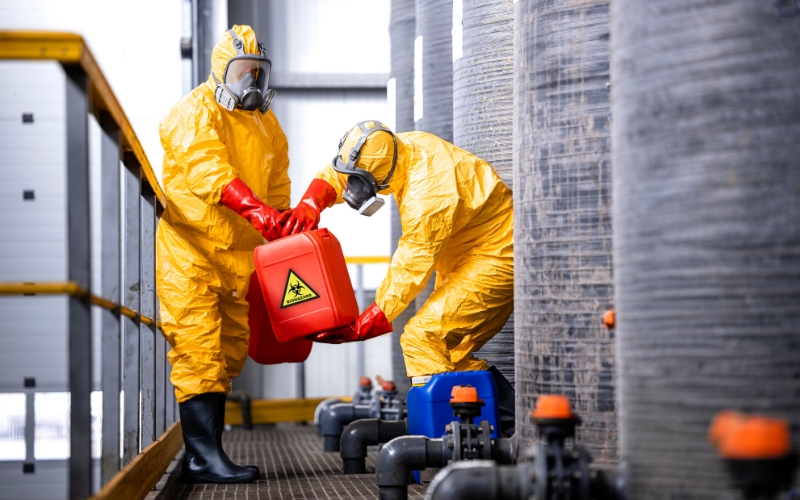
<box><xmin>489</xmin><ymin>365</ymin><xmax>516</xmax><ymax>437</ymax></box>
<box><xmin>180</xmin><ymin>393</ymin><xmax>259</xmax><ymax>483</ymax></box>
<box><xmin>216</xmin><ymin>393</ymin><xmax>258</xmax><ymax>472</ymax></box>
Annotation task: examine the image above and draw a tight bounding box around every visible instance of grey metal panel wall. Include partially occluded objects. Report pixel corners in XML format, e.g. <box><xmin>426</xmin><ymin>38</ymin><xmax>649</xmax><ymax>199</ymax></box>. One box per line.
<box><xmin>453</xmin><ymin>0</ymin><xmax>515</xmax><ymax>386</ymax></box>
<box><xmin>0</xmin><ymin>61</ymin><xmax>69</xmax><ymax>392</ymax></box>
<box><xmin>611</xmin><ymin>1</ymin><xmax>800</xmax><ymax>496</ymax></box>
<box><xmin>389</xmin><ymin>0</ymin><xmax>416</xmax><ymax>396</ymax></box>
<box><xmin>0</xmin><ymin>461</ymin><xmax>68</xmax><ymax>500</ymax></box>
<box><xmin>513</xmin><ymin>0</ymin><xmax>616</xmax><ymax>465</ymax></box>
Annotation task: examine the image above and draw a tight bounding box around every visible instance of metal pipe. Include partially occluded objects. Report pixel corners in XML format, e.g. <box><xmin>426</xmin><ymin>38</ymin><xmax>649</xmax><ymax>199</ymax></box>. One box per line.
<box><xmin>340</xmin><ymin>418</ymin><xmax>408</xmax><ymax>474</ymax></box>
<box><xmin>376</xmin><ymin>435</ymin><xmax>449</xmax><ymax>500</ymax></box>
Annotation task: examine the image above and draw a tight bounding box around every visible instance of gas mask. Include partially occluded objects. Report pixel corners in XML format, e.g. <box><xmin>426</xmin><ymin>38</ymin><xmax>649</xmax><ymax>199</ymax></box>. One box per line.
<box><xmin>331</xmin><ymin>121</ymin><xmax>398</xmax><ymax>217</ymax></box>
<box><xmin>213</xmin><ymin>29</ymin><xmax>276</xmax><ymax>114</ymax></box>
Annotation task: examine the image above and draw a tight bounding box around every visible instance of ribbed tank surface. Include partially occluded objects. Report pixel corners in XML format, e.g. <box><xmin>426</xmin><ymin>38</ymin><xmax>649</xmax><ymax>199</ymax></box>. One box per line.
<box><xmin>513</xmin><ymin>0</ymin><xmax>616</xmax><ymax>466</ymax></box>
<box><xmin>389</xmin><ymin>0</ymin><xmax>417</xmax><ymax>397</ymax></box>
<box><xmin>612</xmin><ymin>0</ymin><xmax>800</xmax><ymax>496</ymax></box>
<box><xmin>453</xmin><ymin>0</ymin><xmax>515</xmax><ymax>386</ymax></box>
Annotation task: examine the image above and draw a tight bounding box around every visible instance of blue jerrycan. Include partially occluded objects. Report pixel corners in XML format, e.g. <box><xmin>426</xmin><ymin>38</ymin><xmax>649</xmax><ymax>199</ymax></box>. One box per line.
<box><xmin>405</xmin><ymin>370</ymin><xmax>499</xmax><ymax>483</ymax></box>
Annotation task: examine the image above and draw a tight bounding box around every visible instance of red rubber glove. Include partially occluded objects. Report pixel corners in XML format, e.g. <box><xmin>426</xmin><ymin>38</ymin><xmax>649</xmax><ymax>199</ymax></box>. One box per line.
<box><xmin>280</xmin><ymin>178</ymin><xmax>337</xmax><ymax>237</ymax></box>
<box><xmin>220</xmin><ymin>177</ymin><xmax>283</xmax><ymax>241</ymax></box>
<box><xmin>309</xmin><ymin>302</ymin><xmax>393</xmax><ymax>344</ymax></box>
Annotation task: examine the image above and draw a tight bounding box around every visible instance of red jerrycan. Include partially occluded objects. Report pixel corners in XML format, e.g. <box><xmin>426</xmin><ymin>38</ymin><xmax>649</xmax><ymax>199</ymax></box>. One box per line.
<box><xmin>246</xmin><ymin>271</ymin><xmax>312</xmax><ymax>364</ymax></box>
<box><xmin>253</xmin><ymin>228</ymin><xmax>359</xmax><ymax>342</ymax></box>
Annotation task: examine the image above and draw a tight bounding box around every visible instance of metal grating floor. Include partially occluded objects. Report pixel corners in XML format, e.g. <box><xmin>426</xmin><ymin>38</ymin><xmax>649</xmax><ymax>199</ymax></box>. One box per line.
<box><xmin>149</xmin><ymin>423</ymin><xmax>425</xmax><ymax>500</ymax></box>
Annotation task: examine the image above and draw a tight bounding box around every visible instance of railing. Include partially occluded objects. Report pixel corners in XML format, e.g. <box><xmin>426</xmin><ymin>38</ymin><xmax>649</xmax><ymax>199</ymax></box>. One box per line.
<box><xmin>0</xmin><ymin>32</ymin><xmax>174</xmax><ymax>499</ymax></box>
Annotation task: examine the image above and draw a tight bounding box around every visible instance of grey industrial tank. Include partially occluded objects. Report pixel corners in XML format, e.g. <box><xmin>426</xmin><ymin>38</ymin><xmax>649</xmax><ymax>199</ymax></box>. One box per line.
<box><xmin>513</xmin><ymin>0</ymin><xmax>617</xmax><ymax>466</ymax></box>
<box><xmin>452</xmin><ymin>0</ymin><xmax>515</xmax><ymax>386</ymax></box>
<box><xmin>611</xmin><ymin>0</ymin><xmax>800</xmax><ymax>496</ymax></box>
<box><xmin>389</xmin><ymin>0</ymin><xmax>416</xmax><ymax>396</ymax></box>
<box><xmin>414</xmin><ymin>0</ymin><xmax>454</xmax><ymax>141</ymax></box>
<box><xmin>412</xmin><ymin>0</ymin><xmax>454</xmax><ymax>311</ymax></box>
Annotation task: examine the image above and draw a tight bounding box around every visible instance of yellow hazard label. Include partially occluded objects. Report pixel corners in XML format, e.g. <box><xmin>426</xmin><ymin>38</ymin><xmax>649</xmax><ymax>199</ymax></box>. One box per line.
<box><xmin>281</xmin><ymin>270</ymin><xmax>320</xmax><ymax>308</ymax></box>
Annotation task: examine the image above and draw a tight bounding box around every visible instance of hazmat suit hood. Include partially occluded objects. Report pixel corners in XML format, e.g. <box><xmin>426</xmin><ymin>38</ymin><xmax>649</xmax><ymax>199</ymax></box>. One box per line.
<box><xmin>338</xmin><ymin>123</ymin><xmax>408</xmax><ymax>195</ymax></box>
<box><xmin>206</xmin><ymin>25</ymin><xmax>262</xmax><ymax>90</ymax></box>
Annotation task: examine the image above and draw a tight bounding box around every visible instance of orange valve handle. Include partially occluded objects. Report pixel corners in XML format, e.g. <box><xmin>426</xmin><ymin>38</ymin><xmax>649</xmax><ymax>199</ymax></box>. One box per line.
<box><xmin>450</xmin><ymin>385</ymin><xmax>482</xmax><ymax>404</ymax></box>
<box><xmin>602</xmin><ymin>309</ymin><xmax>615</xmax><ymax>329</ymax></box>
<box><xmin>531</xmin><ymin>395</ymin><xmax>574</xmax><ymax>420</ymax></box>
<box><xmin>710</xmin><ymin>412</ymin><xmax>791</xmax><ymax>460</ymax></box>
<box><xmin>709</xmin><ymin>411</ymin><xmax>745</xmax><ymax>446</ymax></box>
<box><xmin>376</xmin><ymin>375</ymin><xmax>396</xmax><ymax>391</ymax></box>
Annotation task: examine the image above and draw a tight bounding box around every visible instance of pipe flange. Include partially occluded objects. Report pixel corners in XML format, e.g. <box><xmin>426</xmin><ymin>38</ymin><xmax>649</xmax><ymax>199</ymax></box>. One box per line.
<box><xmin>451</xmin><ymin>421</ymin><xmax>462</xmax><ymax>461</ymax></box>
<box><xmin>480</xmin><ymin>420</ymin><xmax>492</xmax><ymax>459</ymax></box>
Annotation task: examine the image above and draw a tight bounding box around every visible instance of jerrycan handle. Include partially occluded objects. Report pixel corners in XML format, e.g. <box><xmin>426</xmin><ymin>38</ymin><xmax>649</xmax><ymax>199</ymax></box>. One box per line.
<box><xmin>317</xmin><ymin>228</ymin><xmax>331</xmax><ymax>237</ymax></box>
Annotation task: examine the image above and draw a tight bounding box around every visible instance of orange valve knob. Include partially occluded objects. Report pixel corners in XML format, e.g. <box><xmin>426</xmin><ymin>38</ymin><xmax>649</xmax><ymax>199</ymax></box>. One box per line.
<box><xmin>359</xmin><ymin>376</ymin><xmax>372</xmax><ymax>387</ymax></box>
<box><xmin>602</xmin><ymin>309</ymin><xmax>615</xmax><ymax>329</ymax></box>
<box><xmin>376</xmin><ymin>375</ymin><xmax>396</xmax><ymax>391</ymax></box>
<box><xmin>720</xmin><ymin>416</ymin><xmax>791</xmax><ymax>460</ymax></box>
<box><xmin>531</xmin><ymin>395</ymin><xmax>574</xmax><ymax>420</ymax></box>
<box><xmin>450</xmin><ymin>385</ymin><xmax>482</xmax><ymax>404</ymax></box>
<box><xmin>709</xmin><ymin>411</ymin><xmax>745</xmax><ymax>446</ymax></box>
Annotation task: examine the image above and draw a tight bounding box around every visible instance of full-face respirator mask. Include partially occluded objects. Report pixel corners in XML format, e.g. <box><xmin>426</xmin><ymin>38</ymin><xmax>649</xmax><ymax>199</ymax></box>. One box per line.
<box><xmin>213</xmin><ymin>29</ymin><xmax>276</xmax><ymax>114</ymax></box>
<box><xmin>331</xmin><ymin>121</ymin><xmax>398</xmax><ymax>217</ymax></box>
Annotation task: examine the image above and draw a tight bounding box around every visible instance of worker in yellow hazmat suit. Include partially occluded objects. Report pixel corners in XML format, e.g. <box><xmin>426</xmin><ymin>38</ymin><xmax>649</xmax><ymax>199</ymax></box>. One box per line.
<box><xmin>156</xmin><ymin>25</ymin><xmax>289</xmax><ymax>483</ymax></box>
<box><xmin>281</xmin><ymin>121</ymin><xmax>515</xmax><ymax>435</ymax></box>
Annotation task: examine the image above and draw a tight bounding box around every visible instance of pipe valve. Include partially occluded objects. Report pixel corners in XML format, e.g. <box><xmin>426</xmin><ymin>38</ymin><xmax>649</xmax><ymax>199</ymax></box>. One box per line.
<box><xmin>709</xmin><ymin>411</ymin><xmax>796</xmax><ymax>500</ymax></box>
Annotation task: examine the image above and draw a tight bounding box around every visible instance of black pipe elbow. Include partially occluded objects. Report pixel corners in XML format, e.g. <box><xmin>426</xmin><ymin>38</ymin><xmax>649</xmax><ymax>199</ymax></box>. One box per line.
<box><xmin>314</xmin><ymin>398</ymin><xmax>343</xmax><ymax>435</ymax></box>
<box><xmin>340</xmin><ymin>419</ymin><xmax>408</xmax><ymax>474</ymax></box>
<box><xmin>376</xmin><ymin>436</ymin><xmax>447</xmax><ymax>500</ymax></box>
<box><xmin>318</xmin><ymin>403</ymin><xmax>371</xmax><ymax>452</ymax></box>
<box><xmin>426</xmin><ymin>461</ymin><xmax>526</xmax><ymax>500</ymax></box>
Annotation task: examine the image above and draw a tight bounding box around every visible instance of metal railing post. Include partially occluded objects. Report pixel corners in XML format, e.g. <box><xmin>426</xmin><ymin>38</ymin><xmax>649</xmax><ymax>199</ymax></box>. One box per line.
<box><xmin>122</xmin><ymin>153</ymin><xmax>141</xmax><ymax>465</ymax></box>
<box><xmin>99</xmin><ymin>113</ymin><xmax>122</xmax><ymax>484</ymax></box>
<box><xmin>139</xmin><ymin>186</ymin><xmax>157</xmax><ymax>448</ymax></box>
<box><xmin>64</xmin><ymin>63</ymin><xmax>93</xmax><ymax>499</ymax></box>
<box><xmin>155</xmin><ymin>296</ymin><xmax>166</xmax><ymax>435</ymax></box>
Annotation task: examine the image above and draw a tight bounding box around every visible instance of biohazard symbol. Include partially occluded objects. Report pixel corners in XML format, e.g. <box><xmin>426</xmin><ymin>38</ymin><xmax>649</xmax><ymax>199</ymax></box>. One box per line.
<box><xmin>281</xmin><ymin>270</ymin><xmax>320</xmax><ymax>308</ymax></box>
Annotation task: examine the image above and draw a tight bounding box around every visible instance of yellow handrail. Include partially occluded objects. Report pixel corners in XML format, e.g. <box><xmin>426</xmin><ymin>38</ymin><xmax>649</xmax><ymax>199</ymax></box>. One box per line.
<box><xmin>0</xmin><ymin>31</ymin><xmax>165</xmax><ymax>207</ymax></box>
<box><xmin>0</xmin><ymin>281</ymin><xmax>160</xmax><ymax>329</ymax></box>
<box><xmin>344</xmin><ymin>256</ymin><xmax>391</xmax><ymax>264</ymax></box>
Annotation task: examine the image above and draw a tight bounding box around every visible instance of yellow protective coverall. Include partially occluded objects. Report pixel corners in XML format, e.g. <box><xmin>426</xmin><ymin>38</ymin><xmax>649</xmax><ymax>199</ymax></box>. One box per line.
<box><xmin>156</xmin><ymin>25</ymin><xmax>290</xmax><ymax>403</ymax></box>
<box><xmin>316</xmin><ymin>127</ymin><xmax>513</xmax><ymax>377</ymax></box>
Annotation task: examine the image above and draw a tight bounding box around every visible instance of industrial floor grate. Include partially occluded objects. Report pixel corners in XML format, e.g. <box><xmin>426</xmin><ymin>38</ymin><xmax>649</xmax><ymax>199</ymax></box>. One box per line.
<box><xmin>150</xmin><ymin>423</ymin><xmax>426</xmax><ymax>500</ymax></box>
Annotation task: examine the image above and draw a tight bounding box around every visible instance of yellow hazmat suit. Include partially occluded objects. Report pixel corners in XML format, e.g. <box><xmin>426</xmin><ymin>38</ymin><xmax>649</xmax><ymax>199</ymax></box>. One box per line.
<box><xmin>316</xmin><ymin>127</ymin><xmax>513</xmax><ymax>377</ymax></box>
<box><xmin>156</xmin><ymin>26</ymin><xmax>290</xmax><ymax>403</ymax></box>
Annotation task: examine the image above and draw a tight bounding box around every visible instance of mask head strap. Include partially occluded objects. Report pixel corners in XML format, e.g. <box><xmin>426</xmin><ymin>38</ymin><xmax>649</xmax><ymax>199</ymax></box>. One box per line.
<box><xmin>228</xmin><ymin>29</ymin><xmax>245</xmax><ymax>55</ymax></box>
<box><xmin>333</xmin><ymin>120</ymin><xmax>398</xmax><ymax>190</ymax></box>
